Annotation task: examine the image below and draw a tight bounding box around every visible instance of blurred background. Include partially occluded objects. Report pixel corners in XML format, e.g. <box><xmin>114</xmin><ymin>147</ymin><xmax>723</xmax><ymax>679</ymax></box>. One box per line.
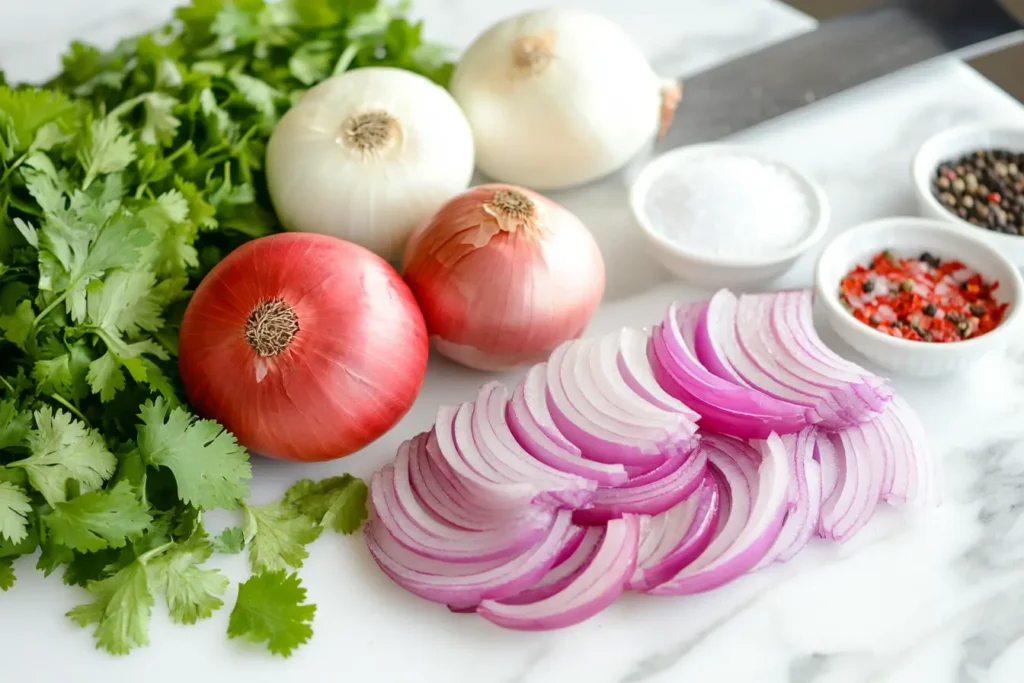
<box><xmin>788</xmin><ymin>0</ymin><xmax>1024</xmax><ymax>102</ymax></box>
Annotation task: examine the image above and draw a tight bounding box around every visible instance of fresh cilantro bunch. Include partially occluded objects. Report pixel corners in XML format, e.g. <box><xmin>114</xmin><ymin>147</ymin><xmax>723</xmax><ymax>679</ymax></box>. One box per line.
<box><xmin>0</xmin><ymin>0</ymin><xmax>445</xmax><ymax>658</ymax></box>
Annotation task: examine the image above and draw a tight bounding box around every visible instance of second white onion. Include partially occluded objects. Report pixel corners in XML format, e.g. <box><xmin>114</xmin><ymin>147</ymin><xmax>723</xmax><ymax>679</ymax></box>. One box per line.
<box><xmin>266</xmin><ymin>66</ymin><xmax>475</xmax><ymax>262</ymax></box>
<box><xmin>450</xmin><ymin>8</ymin><xmax>680</xmax><ymax>191</ymax></box>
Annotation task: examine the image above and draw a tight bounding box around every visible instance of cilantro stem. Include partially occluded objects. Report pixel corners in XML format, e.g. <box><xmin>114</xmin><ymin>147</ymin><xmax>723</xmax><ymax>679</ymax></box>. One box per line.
<box><xmin>31</xmin><ymin>291</ymin><xmax>68</xmax><ymax>330</ymax></box>
<box><xmin>0</xmin><ymin>153</ymin><xmax>29</xmax><ymax>187</ymax></box>
<box><xmin>48</xmin><ymin>392</ymin><xmax>90</xmax><ymax>426</ymax></box>
<box><xmin>0</xmin><ymin>374</ymin><xmax>14</xmax><ymax>394</ymax></box>
<box><xmin>333</xmin><ymin>44</ymin><xmax>360</xmax><ymax>76</ymax></box>
<box><xmin>138</xmin><ymin>541</ymin><xmax>175</xmax><ymax>564</ymax></box>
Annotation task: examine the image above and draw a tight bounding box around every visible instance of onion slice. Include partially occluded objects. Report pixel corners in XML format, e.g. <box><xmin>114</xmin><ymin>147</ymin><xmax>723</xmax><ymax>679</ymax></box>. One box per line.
<box><xmin>476</xmin><ymin>515</ymin><xmax>641</xmax><ymax>630</ymax></box>
<box><xmin>651</xmin><ymin>302</ymin><xmax>811</xmax><ymax>438</ymax></box>
<box><xmin>499</xmin><ymin>526</ymin><xmax>604</xmax><ymax>605</ymax></box>
<box><xmin>545</xmin><ymin>335</ymin><xmax>695</xmax><ymax>469</ymax></box>
<box><xmin>694</xmin><ymin>290</ymin><xmax>891</xmax><ymax>430</ymax></box>
<box><xmin>647</xmin><ymin>433</ymin><xmax>791</xmax><ymax>595</ymax></box>
<box><xmin>756</xmin><ymin>429</ymin><xmax>822</xmax><ymax>567</ymax></box>
<box><xmin>628</xmin><ymin>477</ymin><xmax>720</xmax><ymax>591</ymax></box>
<box><xmin>366</xmin><ymin>509</ymin><xmax>575</xmax><ymax>608</ymax></box>
<box><xmin>506</xmin><ymin>365</ymin><xmax>629</xmax><ymax>486</ymax></box>
<box><xmin>572</xmin><ymin>441</ymin><xmax>707</xmax><ymax>524</ymax></box>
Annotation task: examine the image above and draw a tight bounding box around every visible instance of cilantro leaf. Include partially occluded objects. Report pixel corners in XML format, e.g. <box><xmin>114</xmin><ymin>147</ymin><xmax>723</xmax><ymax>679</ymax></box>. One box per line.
<box><xmin>150</xmin><ymin>533</ymin><xmax>228</xmax><ymax>624</ymax></box>
<box><xmin>0</xmin><ymin>481</ymin><xmax>32</xmax><ymax>543</ymax></box>
<box><xmin>86</xmin><ymin>351</ymin><xmax>126</xmax><ymax>402</ymax></box>
<box><xmin>10</xmin><ymin>407</ymin><xmax>116</xmax><ymax>506</ymax></box>
<box><xmin>67</xmin><ymin>558</ymin><xmax>153</xmax><ymax>655</ymax></box>
<box><xmin>0</xmin><ymin>400</ymin><xmax>31</xmax><ymax>450</ymax></box>
<box><xmin>86</xmin><ymin>269</ymin><xmax>164</xmax><ymax>338</ymax></box>
<box><xmin>0</xmin><ymin>557</ymin><xmax>14</xmax><ymax>590</ymax></box>
<box><xmin>212</xmin><ymin>526</ymin><xmax>244</xmax><ymax>554</ymax></box>
<box><xmin>43</xmin><ymin>480</ymin><xmax>151</xmax><ymax>552</ymax></box>
<box><xmin>0</xmin><ymin>87</ymin><xmax>77</xmax><ymax>154</ymax></box>
<box><xmin>0</xmin><ymin>299</ymin><xmax>34</xmax><ymax>349</ymax></box>
<box><xmin>228</xmin><ymin>570</ymin><xmax>315</xmax><ymax>657</ymax></box>
<box><xmin>285</xmin><ymin>474</ymin><xmax>368</xmax><ymax>534</ymax></box>
<box><xmin>137</xmin><ymin>398</ymin><xmax>251</xmax><ymax>510</ymax></box>
<box><xmin>242</xmin><ymin>499</ymin><xmax>321</xmax><ymax>573</ymax></box>
<box><xmin>78</xmin><ymin>116</ymin><xmax>136</xmax><ymax>189</ymax></box>
<box><xmin>139</xmin><ymin>93</ymin><xmax>182</xmax><ymax>147</ymax></box>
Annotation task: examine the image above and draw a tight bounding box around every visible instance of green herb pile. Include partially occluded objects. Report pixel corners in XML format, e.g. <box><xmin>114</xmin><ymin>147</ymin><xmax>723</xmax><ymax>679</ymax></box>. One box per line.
<box><xmin>0</xmin><ymin>0</ymin><xmax>451</xmax><ymax>657</ymax></box>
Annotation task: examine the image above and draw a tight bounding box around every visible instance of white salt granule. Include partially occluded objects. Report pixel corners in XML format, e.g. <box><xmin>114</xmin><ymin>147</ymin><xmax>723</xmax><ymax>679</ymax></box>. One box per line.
<box><xmin>643</xmin><ymin>153</ymin><xmax>814</xmax><ymax>259</ymax></box>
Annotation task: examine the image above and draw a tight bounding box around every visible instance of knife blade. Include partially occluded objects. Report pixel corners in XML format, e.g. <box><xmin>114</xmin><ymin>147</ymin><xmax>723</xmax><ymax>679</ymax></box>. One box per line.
<box><xmin>657</xmin><ymin>0</ymin><xmax>1024</xmax><ymax>151</ymax></box>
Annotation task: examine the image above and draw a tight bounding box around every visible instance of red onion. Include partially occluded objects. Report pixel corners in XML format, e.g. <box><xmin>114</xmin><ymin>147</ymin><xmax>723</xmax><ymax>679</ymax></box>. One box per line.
<box><xmin>647</xmin><ymin>434</ymin><xmax>791</xmax><ymax>595</ymax></box>
<box><xmin>756</xmin><ymin>429</ymin><xmax>822</xmax><ymax>567</ymax></box>
<box><xmin>628</xmin><ymin>477</ymin><xmax>720</xmax><ymax>591</ymax></box>
<box><xmin>402</xmin><ymin>184</ymin><xmax>604</xmax><ymax>371</ymax></box>
<box><xmin>365</xmin><ymin>509</ymin><xmax>575</xmax><ymax>608</ymax></box>
<box><xmin>476</xmin><ymin>515</ymin><xmax>640</xmax><ymax>630</ymax></box>
<box><xmin>507</xmin><ymin>366</ymin><xmax>629</xmax><ymax>486</ymax></box>
<box><xmin>546</xmin><ymin>335</ymin><xmax>696</xmax><ymax>468</ymax></box>
<box><xmin>651</xmin><ymin>302</ymin><xmax>810</xmax><ymax>438</ymax></box>
<box><xmin>572</xmin><ymin>441</ymin><xmax>707</xmax><ymax>525</ymax></box>
<box><xmin>693</xmin><ymin>291</ymin><xmax>890</xmax><ymax>430</ymax></box>
<box><xmin>499</xmin><ymin>527</ymin><xmax>604</xmax><ymax>605</ymax></box>
<box><xmin>178</xmin><ymin>233</ymin><xmax>428</xmax><ymax>462</ymax></box>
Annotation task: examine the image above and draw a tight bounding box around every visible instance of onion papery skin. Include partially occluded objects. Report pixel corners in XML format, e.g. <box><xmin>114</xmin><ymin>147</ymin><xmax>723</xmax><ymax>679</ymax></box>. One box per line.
<box><xmin>402</xmin><ymin>184</ymin><xmax>604</xmax><ymax>371</ymax></box>
<box><xmin>178</xmin><ymin>233</ymin><xmax>428</xmax><ymax>462</ymax></box>
<box><xmin>265</xmin><ymin>67</ymin><xmax>475</xmax><ymax>262</ymax></box>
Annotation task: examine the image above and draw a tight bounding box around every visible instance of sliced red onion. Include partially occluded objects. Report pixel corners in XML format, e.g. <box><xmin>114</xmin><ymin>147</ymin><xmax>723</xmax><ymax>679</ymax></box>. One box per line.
<box><xmin>628</xmin><ymin>477</ymin><xmax>720</xmax><ymax>591</ymax></box>
<box><xmin>816</xmin><ymin>433</ymin><xmax>841</xmax><ymax>504</ymax></box>
<box><xmin>545</xmin><ymin>337</ymin><xmax>691</xmax><ymax>468</ymax></box>
<box><xmin>476</xmin><ymin>515</ymin><xmax>640</xmax><ymax>630</ymax></box>
<box><xmin>756</xmin><ymin>429</ymin><xmax>822</xmax><ymax>567</ymax></box>
<box><xmin>499</xmin><ymin>527</ymin><xmax>604</xmax><ymax>605</ymax></box>
<box><xmin>695</xmin><ymin>290</ymin><xmax>891</xmax><ymax>430</ymax></box>
<box><xmin>371</xmin><ymin>455</ymin><xmax>555</xmax><ymax>563</ymax></box>
<box><xmin>507</xmin><ymin>365</ymin><xmax>629</xmax><ymax>487</ymax></box>
<box><xmin>647</xmin><ymin>433</ymin><xmax>791</xmax><ymax>595</ymax></box>
<box><xmin>572</xmin><ymin>442</ymin><xmax>707</xmax><ymax>525</ymax></box>
<box><xmin>651</xmin><ymin>302</ymin><xmax>810</xmax><ymax>438</ymax></box>
<box><xmin>883</xmin><ymin>396</ymin><xmax>939</xmax><ymax>507</ymax></box>
<box><xmin>470</xmin><ymin>382</ymin><xmax>596</xmax><ymax>508</ymax></box>
<box><xmin>365</xmin><ymin>509</ymin><xmax>575</xmax><ymax>608</ymax></box>
<box><xmin>616</xmin><ymin>327</ymin><xmax>700</xmax><ymax>421</ymax></box>
<box><xmin>817</xmin><ymin>420</ymin><xmax>886</xmax><ymax>541</ymax></box>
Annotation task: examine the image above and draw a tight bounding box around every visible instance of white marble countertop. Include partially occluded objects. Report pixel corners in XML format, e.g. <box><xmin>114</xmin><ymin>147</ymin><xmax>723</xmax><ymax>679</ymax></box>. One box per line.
<box><xmin>4</xmin><ymin>1</ymin><xmax>1024</xmax><ymax>682</ymax></box>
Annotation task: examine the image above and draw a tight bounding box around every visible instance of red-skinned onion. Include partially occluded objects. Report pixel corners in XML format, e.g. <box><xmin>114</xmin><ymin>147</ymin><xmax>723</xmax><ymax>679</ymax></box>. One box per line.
<box><xmin>178</xmin><ymin>233</ymin><xmax>428</xmax><ymax>462</ymax></box>
<box><xmin>366</xmin><ymin>509</ymin><xmax>575</xmax><ymax>608</ymax></box>
<box><xmin>572</xmin><ymin>441</ymin><xmax>707</xmax><ymax>525</ymax></box>
<box><xmin>476</xmin><ymin>515</ymin><xmax>640</xmax><ymax>630</ymax></box>
<box><xmin>628</xmin><ymin>477</ymin><xmax>720</xmax><ymax>591</ymax></box>
<box><xmin>371</xmin><ymin>455</ymin><xmax>554</xmax><ymax>563</ymax></box>
<box><xmin>651</xmin><ymin>302</ymin><xmax>811</xmax><ymax>438</ymax></box>
<box><xmin>402</xmin><ymin>184</ymin><xmax>604</xmax><ymax>371</ymax></box>
<box><xmin>647</xmin><ymin>433</ymin><xmax>791</xmax><ymax>595</ymax></box>
<box><xmin>506</xmin><ymin>365</ymin><xmax>629</xmax><ymax>486</ymax></box>
<box><xmin>756</xmin><ymin>429</ymin><xmax>822</xmax><ymax>567</ymax></box>
<box><xmin>499</xmin><ymin>526</ymin><xmax>604</xmax><ymax>605</ymax></box>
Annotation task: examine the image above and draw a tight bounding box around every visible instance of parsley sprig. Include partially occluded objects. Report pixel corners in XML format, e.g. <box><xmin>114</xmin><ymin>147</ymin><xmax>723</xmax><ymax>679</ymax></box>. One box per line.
<box><xmin>0</xmin><ymin>0</ymin><xmax>446</xmax><ymax>657</ymax></box>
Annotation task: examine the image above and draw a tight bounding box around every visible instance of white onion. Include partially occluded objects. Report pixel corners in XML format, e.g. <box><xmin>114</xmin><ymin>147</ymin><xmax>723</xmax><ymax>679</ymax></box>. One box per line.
<box><xmin>449</xmin><ymin>8</ymin><xmax>680</xmax><ymax>190</ymax></box>
<box><xmin>265</xmin><ymin>66</ymin><xmax>475</xmax><ymax>262</ymax></box>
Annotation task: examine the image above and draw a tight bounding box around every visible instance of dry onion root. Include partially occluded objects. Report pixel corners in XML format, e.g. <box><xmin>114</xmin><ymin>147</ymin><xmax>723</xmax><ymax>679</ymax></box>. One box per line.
<box><xmin>365</xmin><ymin>289</ymin><xmax>939</xmax><ymax>630</ymax></box>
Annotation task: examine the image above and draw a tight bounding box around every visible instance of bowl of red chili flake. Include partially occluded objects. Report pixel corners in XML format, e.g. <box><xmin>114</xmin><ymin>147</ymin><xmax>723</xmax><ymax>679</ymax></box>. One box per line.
<box><xmin>816</xmin><ymin>217</ymin><xmax>1024</xmax><ymax>377</ymax></box>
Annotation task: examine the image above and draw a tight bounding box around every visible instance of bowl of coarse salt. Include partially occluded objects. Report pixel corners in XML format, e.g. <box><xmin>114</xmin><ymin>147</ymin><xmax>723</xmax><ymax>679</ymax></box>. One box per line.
<box><xmin>629</xmin><ymin>143</ymin><xmax>830</xmax><ymax>287</ymax></box>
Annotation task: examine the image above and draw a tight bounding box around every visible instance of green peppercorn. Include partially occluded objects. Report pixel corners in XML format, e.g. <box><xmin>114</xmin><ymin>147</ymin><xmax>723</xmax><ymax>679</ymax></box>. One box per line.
<box><xmin>900</xmin><ymin>279</ymin><xmax>914</xmax><ymax>293</ymax></box>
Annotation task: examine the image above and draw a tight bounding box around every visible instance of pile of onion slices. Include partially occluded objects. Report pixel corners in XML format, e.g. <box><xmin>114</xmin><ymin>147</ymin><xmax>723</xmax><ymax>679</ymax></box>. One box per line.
<box><xmin>365</xmin><ymin>289</ymin><xmax>938</xmax><ymax>631</ymax></box>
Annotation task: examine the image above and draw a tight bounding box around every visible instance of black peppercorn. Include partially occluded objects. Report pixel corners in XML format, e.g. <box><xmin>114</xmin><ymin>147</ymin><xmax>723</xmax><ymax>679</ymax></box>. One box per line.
<box><xmin>922</xmin><ymin>302</ymin><xmax>937</xmax><ymax>316</ymax></box>
<box><xmin>861</xmin><ymin>280</ymin><xmax>875</xmax><ymax>293</ymax></box>
<box><xmin>970</xmin><ymin>304</ymin><xmax>986</xmax><ymax>317</ymax></box>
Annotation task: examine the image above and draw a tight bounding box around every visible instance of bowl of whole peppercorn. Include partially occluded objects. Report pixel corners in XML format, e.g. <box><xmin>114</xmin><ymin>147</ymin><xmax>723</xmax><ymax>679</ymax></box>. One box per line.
<box><xmin>816</xmin><ymin>217</ymin><xmax>1024</xmax><ymax>377</ymax></box>
<box><xmin>912</xmin><ymin>123</ymin><xmax>1024</xmax><ymax>266</ymax></box>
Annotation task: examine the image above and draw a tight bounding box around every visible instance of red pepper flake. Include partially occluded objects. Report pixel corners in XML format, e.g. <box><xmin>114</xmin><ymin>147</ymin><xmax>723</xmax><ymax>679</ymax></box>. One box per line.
<box><xmin>838</xmin><ymin>250</ymin><xmax>1008</xmax><ymax>343</ymax></box>
<box><xmin>988</xmin><ymin>192</ymin><xmax>1002</xmax><ymax>204</ymax></box>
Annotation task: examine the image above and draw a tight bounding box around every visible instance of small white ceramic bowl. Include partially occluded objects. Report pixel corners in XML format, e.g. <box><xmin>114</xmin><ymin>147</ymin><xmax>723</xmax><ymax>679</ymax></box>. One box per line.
<box><xmin>629</xmin><ymin>143</ymin><xmax>830</xmax><ymax>288</ymax></box>
<box><xmin>815</xmin><ymin>216</ymin><xmax>1024</xmax><ymax>377</ymax></box>
<box><xmin>911</xmin><ymin>123</ymin><xmax>1024</xmax><ymax>268</ymax></box>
